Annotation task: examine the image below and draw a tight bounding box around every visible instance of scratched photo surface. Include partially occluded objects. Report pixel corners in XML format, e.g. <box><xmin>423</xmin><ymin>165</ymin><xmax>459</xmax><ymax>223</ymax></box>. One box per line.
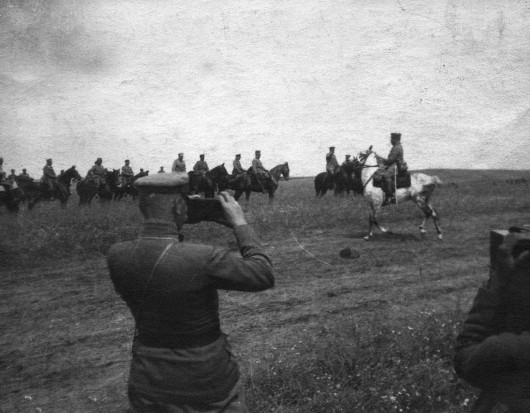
<box><xmin>1</xmin><ymin>0</ymin><xmax>529</xmax><ymax>173</ymax></box>
<box><xmin>1</xmin><ymin>1</ymin><xmax>530</xmax><ymax>413</ymax></box>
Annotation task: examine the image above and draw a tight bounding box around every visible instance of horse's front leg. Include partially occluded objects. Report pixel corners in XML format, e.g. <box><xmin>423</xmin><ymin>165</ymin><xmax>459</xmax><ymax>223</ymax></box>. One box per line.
<box><xmin>428</xmin><ymin>201</ymin><xmax>443</xmax><ymax>240</ymax></box>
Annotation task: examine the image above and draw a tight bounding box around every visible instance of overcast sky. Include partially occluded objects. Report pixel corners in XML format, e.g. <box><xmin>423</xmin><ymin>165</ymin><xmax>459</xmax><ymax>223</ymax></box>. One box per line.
<box><xmin>1</xmin><ymin>0</ymin><xmax>529</xmax><ymax>176</ymax></box>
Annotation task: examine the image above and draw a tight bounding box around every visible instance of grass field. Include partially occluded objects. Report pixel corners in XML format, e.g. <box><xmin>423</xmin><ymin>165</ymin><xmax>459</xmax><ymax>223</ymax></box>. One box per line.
<box><xmin>1</xmin><ymin>170</ymin><xmax>530</xmax><ymax>413</ymax></box>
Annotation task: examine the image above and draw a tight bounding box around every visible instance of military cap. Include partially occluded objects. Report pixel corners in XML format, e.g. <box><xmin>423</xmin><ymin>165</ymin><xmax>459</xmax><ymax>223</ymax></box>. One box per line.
<box><xmin>46</xmin><ymin>158</ymin><xmax>52</xmax><ymax>162</ymax></box>
<box><xmin>125</xmin><ymin>159</ymin><xmax>130</xmax><ymax>163</ymax></box>
<box><xmin>178</xmin><ymin>152</ymin><xmax>184</xmax><ymax>156</ymax></box>
<box><xmin>255</xmin><ymin>150</ymin><xmax>261</xmax><ymax>154</ymax></box>
<box><xmin>236</xmin><ymin>154</ymin><xmax>241</xmax><ymax>157</ymax></box>
<box><xmin>391</xmin><ymin>133</ymin><xmax>401</xmax><ymax>140</ymax></box>
<box><xmin>134</xmin><ymin>172</ymin><xmax>189</xmax><ymax>194</ymax></box>
<box><xmin>329</xmin><ymin>146</ymin><xmax>335</xmax><ymax>150</ymax></box>
<box><xmin>346</xmin><ymin>155</ymin><xmax>351</xmax><ymax>158</ymax></box>
<box><xmin>96</xmin><ymin>157</ymin><xmax>102</xmax><ymax>163</ymax></box>
<box><xmin>199</xmin><ymin>154</ymin><xmax>205</xmax><ymax>157</ymax></box>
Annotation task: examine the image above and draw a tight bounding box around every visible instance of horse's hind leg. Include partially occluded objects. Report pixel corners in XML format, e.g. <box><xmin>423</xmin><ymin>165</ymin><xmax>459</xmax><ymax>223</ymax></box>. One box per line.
<box><xmin>428</xmin><ymin>202</ymin><xmax>443</xmax><ymax>239</ymax></box>
<box><xmin>414</xmin><ymin>197</ymin><xmax>443</xmax><ymax>240</ymax></box>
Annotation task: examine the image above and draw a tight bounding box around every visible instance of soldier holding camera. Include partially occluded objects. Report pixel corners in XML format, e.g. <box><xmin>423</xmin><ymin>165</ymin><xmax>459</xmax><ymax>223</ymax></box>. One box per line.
<box><xmin>455</xmin><ymin>229</ymin><xmax>530</xmax><ymax>412</ymax></box>
<box><xmin>107</xmin><ymin>173</ymin><xmax>274</xmax><ymax>412</ymax></box>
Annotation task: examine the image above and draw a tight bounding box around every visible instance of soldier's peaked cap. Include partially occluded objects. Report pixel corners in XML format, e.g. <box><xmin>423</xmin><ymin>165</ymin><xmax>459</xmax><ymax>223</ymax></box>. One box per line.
<box><xmin>134</xmin><ymin>172</ymin><xmax>189</xmax><ymax>194</ymax></box>
<box><xmin>46</xmin><ymin>158</ymin><xmax>52</xmax><ymax>162</ymax></box>
<box><xmin>329</xmin><ymin>146</ymin><xmax>335</xmax><ymax>149</ymax></box>
<box><xmin>391</xmin><ymin>133</ymin><xmax>401</xmax><ymax>140</ymax></box>
<box><xmin>236</xmin><ymin>154</ymin><xmax>241</xmax><ymax>157</ymax></box>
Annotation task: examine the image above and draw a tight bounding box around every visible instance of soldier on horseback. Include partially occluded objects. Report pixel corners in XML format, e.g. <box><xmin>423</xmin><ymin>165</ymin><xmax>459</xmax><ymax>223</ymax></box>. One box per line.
<box><xmin>121</xmin><ymin>159</ymin><xmax>134</xmax><ymax>186</ymax></box>
<box><xmin>252</xmin><ymin>150</ymin><xmax>269</xmax><ymax>193</ymax></box>
<box><xmin>18</xmin><ymin>168</ymin><xmax>32</xmax><ymax>182</ymax></box>
<box><xmin>378</xmin><ymin>132</ymin><xmax>407</xmax><ymax>205</ymax></box>
<box><xmin>193</xmin><ymin>154</ymin><xmax>209</xmax><ymax>177</ymax></box>
<box><xmin>0</xmin><ymin>157</ymin><xmax>14</xmax><ymax>191</ymax></box>
<box><xmin>326</xmin><ymin>146</ymin><xmax>339</xmax><ymax>175</ymax></box>
<box><xmin>40</xmin><ymin>158</ymin><xmax>58</xmax><ymax>196</ymax></box>
<box><xmin>172</xmin><ymin>153</ymin><xmax>186</xmax><ymax>172</ymax></box>
<box><xmin>232</xmin><ymin>154</ymin><xmax>244</xmax><ymax>176</ymax></box>
<box><xmin>8</xmin><ymin>169</ymin><xmax>17</xmax><ymax>183</ymax></box>
<box><xmin>86</xmin><ymin>158</ymin><xmax>106</xmax><ymax>186</ymax></box>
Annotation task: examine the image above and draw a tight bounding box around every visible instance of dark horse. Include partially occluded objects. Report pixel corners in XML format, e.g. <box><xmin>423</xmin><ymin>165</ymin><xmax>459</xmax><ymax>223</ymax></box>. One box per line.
<box><xmin>0</xmin><ymin>186</ymin><xmax>23</xmax><ymax>213</ymax></box>
<box><xmin>113</xmin><ymin>170</ymin><xmax>149</xmax><ymax>201</ymax></box>
<box><xmin>188</xmin><ymin>164</ymin><xmax>229</xmax><ymax>198</ymax></box>
<box><xmin>229</xmin><ymin>162</ymin><xmax>290</xmax><ymax>202</ymax></box>
<box><xmin>76</xmin><ymin>169</ymin><xmax>120</xmax><ymax>205</ymax></box>
<box><xmin>314</xmin><ymin>160</ymin><xmax>363</xmax><ymax>197</ymax></box>
<box><xmin>208</xmin><ymin>164</ymin><xmax>230</xmax><ymax>194</ymax></box>
<box><xmin>17</xmin><ymin>166</ymin><xmax>81</xmax><ymax>209</ymax></box>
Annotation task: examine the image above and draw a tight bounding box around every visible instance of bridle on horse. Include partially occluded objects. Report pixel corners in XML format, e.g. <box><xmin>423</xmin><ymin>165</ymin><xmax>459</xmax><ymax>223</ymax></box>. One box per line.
<box><xmin>358</xmin><ymin>151</ymin><xmax>381</xmax><ymax>190</ymax></box>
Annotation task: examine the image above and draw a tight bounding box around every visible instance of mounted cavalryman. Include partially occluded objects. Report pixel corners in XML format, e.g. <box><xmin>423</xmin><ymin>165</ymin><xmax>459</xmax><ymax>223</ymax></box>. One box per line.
<box><xmin>41</xmin><ymin>158</ymin><xmax>58</xmax><ymax>194</ymax></box>
<box><xmin>252</xmin><ymin>150</ymin><xmax>269</xmax><ymax>192</ymax></box>
<box><xmin>379</xmin><ymin>132</ymin><xmax>406</xmax><ymax>205</ymax></box>
<box><xmin>172</xmin><ymin>153</ymin><xmax>186</xmax><ymax>173</ymax></box>
<box><xmin>121</xmin><ymin>160</ymin><xmax>134</xmax><ymax>186</ymax></box>
<box><xmin>0</xmin><ymin>157</ymin><xmax>14</xmax><ymax>191</ymax></box>
<box><xmin>87</xmin><ymin>158</ymin><xmax>106</xmax><ymax>185</ymax></box>
<box><xmin>342</xmin><ymin>155</ymin><xmax>353</xmax><ymax>167</ymax></box>
<box><xmin>232</xmin><ymin>154</ymin><xmax>244</xmax><ymax>176</ymax></box>
<box><xmin>326</xmin><ymin>146</ymin><xmax>339</xmax><ymax>178</ymax></box>
<box><xmin>193</xmin><ymin>154</ymin><xmax>209</xmax><ymax>177</ymax></box>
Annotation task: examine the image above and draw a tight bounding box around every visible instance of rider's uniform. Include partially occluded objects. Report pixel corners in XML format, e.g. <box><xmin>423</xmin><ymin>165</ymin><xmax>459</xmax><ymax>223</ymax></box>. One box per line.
<box><xmin>87</xmin><ymin>164</ymin><xmax>106</xmax><ymax>185</ymax></box>
<box><xmin>232</xmin><ymin>159</ymin><xmax>244</xmax><ymax>176</ymax></box>
<box><xmin>381</xmin><ymin>143</ymin><xmax>405</xmax><ymax>177</ymax></box>
<box><xmin>172</xmin><ymin>159</ymin><xmax>186</xmax><ymax>173</ymax></box>
<box><xmin>121</xmin><ymin>164</ymin><xmax>134</xmax><ymax>185</ymax></box>
<box><xmin>326</xmin><ymin>152</ymin><xmax>339</xmax><ymax>176</ymax></box>
<box><xmin>41</xmin><ymin>164</ymin><xmax>57</xmax><ymax>190</ymax></box>
<box><xmin>193</xmin><ymin>160</ymin><xmax>209</xmax><ymax>177</ymax></box>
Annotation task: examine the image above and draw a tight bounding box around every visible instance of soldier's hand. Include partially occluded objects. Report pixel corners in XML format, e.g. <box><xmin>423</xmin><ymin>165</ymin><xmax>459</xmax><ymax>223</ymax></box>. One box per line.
<box><xmin>218</xmin><ymin>191</ymin><xmax>247</xmax><ymax>228</ymax></box>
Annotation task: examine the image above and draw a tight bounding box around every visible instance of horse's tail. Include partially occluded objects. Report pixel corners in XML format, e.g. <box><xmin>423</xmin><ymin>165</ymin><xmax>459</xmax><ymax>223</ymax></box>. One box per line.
<box><xmin>432</xmin><ymin>175</ymin><xmax>443</xmax><ymax>187</ymax></box>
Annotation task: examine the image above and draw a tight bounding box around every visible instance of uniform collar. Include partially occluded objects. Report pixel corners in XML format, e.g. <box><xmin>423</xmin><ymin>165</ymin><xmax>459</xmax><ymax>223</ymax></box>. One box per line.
<box><xmin>140</xmin><ymin>219</ymin><xmax>180</xmax><ymax>238</ymax></box>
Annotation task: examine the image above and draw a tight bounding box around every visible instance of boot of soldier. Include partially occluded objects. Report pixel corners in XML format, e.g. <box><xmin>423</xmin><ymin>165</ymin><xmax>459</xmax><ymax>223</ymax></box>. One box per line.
<box><xmin>381</xmin><ymin>181</ymin><xmax>395</xmax><ymax>206</ymax></box>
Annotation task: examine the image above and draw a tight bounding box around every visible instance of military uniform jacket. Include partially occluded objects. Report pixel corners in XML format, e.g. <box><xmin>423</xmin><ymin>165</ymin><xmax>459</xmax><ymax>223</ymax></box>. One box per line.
<box><xmin>172</xmin><ymin>159</ymin><xmax>186</xmax><ymax>172</ymax></box>
<box><xmin>232</xmin><ymin>159</ymin><xmax>244</xmax><ymax>175</ymax></box>
<box><xmin>326</xmin><ymin>153</ymin><xmax>339</xmax><ymax>173</ymax></box>
<box><xmin>108</xmin><ymin>221</ymin><xmax>274</xmax><ymax>405</ymax></box>
<box><xmin>252</xmin><ymin>157</ymin><xmax>267</xmax><ymax>174</ymax></box>
<box><xmin>193</xmin><ymin>160</ymin><xmax>209</xmax><ymax>174</ymax></box>
<box><xmin>41</xmin><ymin>164</ymin><xmax>57</xmax><ymax>183</ymax></box>
<box><xmin>121</xmin><ymin>165</ymin><xmax>134</xmax><ymax>177</ymax></box>
<box><xmin>383</xmin><ymin>144</ymin><xmax>405</xmax><ymax>172</ymax></box>
<box><xmin>87</xmin><ymin>164</ymin><xmax>105</xmax><ymax>176</ymax></box>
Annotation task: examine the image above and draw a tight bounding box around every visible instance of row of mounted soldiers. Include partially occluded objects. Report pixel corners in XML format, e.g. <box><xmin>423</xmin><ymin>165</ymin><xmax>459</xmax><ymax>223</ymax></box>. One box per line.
<box><xmin>0</xmin><ymin>150</ymin><xmax>274</xmax><ymax>195</ymax></box>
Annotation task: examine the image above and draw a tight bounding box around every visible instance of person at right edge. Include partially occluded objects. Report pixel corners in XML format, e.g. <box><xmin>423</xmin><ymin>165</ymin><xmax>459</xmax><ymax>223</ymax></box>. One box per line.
<box><xmin>107</xmin><ymin>172</ymin><xmax>275</xmax><ymax>413</ymax></box>
<box><xmin>454</xmin><ymin>231</ymin><xmax>530</xmax><ymax>412</ymax></box>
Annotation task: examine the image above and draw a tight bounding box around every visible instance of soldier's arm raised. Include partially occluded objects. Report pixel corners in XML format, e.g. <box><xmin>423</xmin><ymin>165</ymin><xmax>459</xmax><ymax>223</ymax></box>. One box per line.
<box><xmin>206</xmin><ymin>192</ymin><xmax>274</xmax><ymax>291</ymax></box>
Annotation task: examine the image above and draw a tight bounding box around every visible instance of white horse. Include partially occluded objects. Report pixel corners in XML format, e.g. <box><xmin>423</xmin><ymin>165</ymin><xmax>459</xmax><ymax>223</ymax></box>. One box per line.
<box><xmin>359</xmin><ymin>146</ymin><xmax>443</xmax><ymax>240</ymax></box>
